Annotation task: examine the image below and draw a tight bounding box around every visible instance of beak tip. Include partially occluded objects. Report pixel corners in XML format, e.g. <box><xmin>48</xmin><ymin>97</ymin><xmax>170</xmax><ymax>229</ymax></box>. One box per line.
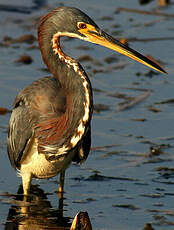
<box><xmin>163</xmin><ymin>69</ymin><xmax>168</xmax><ymax>74</ymax></box>
<box><xmin>159</xmin><ymin>67</ymin><xmax>167</xmax><ymax>74</ymax></box>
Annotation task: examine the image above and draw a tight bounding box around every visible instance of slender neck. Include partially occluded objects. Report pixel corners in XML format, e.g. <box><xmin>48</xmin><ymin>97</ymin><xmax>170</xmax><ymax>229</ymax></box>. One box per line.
<box><xmin>38</xmin><ymin>21</ymin><xmax>93</xmax><ymax>150</ymax></box>
<box><xmin>38</xmin><ymin>21</ymin><xmax>89</xmax><ymax>92</ymax></box>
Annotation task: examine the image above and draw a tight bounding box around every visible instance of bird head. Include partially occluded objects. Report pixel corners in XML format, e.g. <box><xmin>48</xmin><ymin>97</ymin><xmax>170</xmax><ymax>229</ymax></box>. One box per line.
<box><xmin>40</xmin><ymin>6</ymin><xmax>166</xmax><ymax>74</ymax></box>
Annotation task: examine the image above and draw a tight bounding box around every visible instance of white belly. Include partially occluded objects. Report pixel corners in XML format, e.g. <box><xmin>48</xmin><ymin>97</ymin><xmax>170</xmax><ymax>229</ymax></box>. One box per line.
<box><xmin>20</xmin><ymin>138</ymin><xmax>74</xmax><ymax>179</ymax></box>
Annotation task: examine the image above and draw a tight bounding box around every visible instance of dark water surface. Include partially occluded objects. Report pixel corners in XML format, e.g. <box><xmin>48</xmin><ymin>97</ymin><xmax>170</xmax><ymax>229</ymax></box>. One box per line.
<box><xmin>1</xmin><ymin>0</ymin><xmax>174</xmax><ymax>229</ymax></box>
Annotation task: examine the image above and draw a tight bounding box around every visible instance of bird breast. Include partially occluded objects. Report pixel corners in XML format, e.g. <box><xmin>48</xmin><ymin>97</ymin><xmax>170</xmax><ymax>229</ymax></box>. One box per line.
<box><xmin>20</xmin><ymin>137</ymin><xmax>76</xmax><ymax>179</ymax></box>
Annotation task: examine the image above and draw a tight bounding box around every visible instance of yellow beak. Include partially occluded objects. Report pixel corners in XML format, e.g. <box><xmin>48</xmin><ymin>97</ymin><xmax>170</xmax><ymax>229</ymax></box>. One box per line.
<box><xmin>80</xmin><ymin>25</ymin><xmax>166</xmax><ymax>74</ymax></box>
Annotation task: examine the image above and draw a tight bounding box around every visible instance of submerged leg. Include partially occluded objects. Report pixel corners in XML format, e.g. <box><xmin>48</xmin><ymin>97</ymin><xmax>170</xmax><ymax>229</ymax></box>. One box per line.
<box><xmin>58</xmin><ymin>192</ymin><xmax>64</xmax><ymax>217</ymax></box>
<box><xmin>57</xmin><ymin>171</ymin><xmax>65</xmax><ymax>215</ymax></box>
<box><xmin>58</xmin><ymin>171</ymin><xmax>65</xmax><ymax>194</ymax></box>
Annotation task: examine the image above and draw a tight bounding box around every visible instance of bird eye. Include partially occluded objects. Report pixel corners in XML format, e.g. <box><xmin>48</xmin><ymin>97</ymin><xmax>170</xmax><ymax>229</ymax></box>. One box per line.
<box><xmin>78</xmin><ymin>23</ymin><xmax>87</xmax><ymax>29</ymax></box>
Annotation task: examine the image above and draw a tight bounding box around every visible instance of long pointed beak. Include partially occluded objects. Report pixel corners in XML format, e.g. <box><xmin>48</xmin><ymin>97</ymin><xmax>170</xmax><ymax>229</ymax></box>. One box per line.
<box><xmin>82</xmin><ymin>28</ymin><xmax>166</xmax><ymax>74</ymax></box>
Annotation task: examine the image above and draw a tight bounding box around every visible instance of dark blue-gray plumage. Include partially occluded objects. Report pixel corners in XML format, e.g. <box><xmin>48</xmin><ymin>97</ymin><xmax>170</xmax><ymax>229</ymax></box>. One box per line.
<box><xmin>7</xmin><ymin>6</ymin><xmax>166</xmax><ymax>195</ymax></box>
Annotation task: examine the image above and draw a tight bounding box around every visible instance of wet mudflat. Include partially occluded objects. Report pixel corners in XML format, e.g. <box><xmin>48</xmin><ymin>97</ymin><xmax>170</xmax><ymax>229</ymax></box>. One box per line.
<box><xmin>0</xmin><ymin>0</ymin><xmax>174</xmax><ymax>229</ymax></box>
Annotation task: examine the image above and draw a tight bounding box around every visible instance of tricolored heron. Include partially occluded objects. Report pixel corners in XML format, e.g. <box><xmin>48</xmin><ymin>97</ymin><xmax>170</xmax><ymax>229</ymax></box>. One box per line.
<box><xmin>7</xmin><ymin>6</ymin><xmax>166</xmax><ymax>196</ymax></box>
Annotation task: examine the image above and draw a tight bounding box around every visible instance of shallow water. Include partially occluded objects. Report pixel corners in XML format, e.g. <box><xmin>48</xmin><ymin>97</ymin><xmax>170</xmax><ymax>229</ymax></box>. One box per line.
<box><xmin>1</xmin><ymin>0</ymin><xmax>174</xmax><ymax>229</ymax></box>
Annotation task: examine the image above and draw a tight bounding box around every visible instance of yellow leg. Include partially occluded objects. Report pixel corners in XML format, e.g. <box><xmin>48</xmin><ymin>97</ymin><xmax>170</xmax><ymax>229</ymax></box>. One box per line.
<box><xmin>22</xmin><ymin>173</ymin><xmax>32</xmax><ymax>196</ymax></box>
<box><xmin>56</xmin><ymin>171</ymin><xmax>65</xmax><ymax>214</ymax></box>
<box><xmin>58</xmin><ymin>171</ymin><xmax>65</xmax><ymax>194</ymax></box>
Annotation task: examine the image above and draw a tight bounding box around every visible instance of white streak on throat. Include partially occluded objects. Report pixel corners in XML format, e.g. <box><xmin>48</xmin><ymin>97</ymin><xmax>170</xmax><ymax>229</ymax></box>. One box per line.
<box><xmin>51</xmin><ymin>32</ymin><xmax>91</xmax><ymax>154</ymax></box>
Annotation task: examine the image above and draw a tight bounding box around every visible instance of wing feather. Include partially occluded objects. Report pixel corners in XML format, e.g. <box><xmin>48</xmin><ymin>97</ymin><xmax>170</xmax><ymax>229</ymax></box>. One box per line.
<box><xmin>7</xmin><ymin>102</ymin><xmax>32</xmax><ymax>169</ymax></box>
<box><xmin>7</xmin><ymin>77</ymin><xmax>66</xmax><ymax>168</ymax></box>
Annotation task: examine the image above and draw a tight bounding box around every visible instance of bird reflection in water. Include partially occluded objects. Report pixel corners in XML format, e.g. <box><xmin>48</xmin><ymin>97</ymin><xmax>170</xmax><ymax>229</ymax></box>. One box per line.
<box><xmin>5</xmin><ymin>185</ymin><xmax>92</xmax><ymax>230</ymax></box>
